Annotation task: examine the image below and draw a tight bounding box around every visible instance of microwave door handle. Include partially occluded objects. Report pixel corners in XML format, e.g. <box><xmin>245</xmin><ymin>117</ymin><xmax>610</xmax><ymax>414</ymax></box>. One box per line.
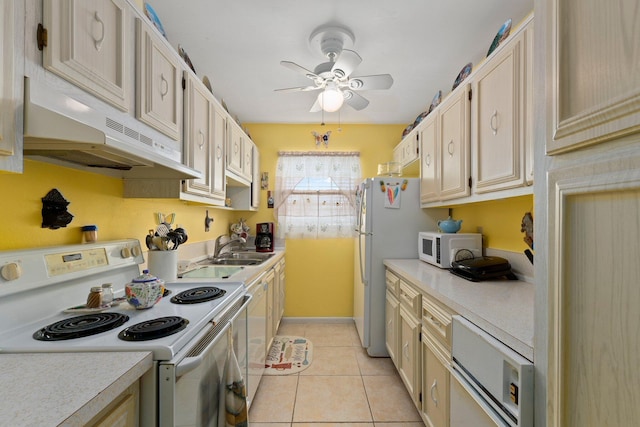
<box><xmin>175</xmin><ymin>320</ymin><xmax>232</xmax><ymax>377</ymax></box>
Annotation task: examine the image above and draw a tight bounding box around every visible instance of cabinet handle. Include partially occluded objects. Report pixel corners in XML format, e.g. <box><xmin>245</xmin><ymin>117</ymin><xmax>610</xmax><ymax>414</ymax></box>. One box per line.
<box><xmin>428</xmin><ymin>315</ymin><xmax>441</xmax><ymax>328</ymax></box>
<box><xmin>198</xmin><ymin>130</ymin><xmax>205</xmax><ymax>149</ymax></box>
<box><xmin>216</xmin><ymin>145</ymin><xmax>223</xmax><ymax>160</ymax></box>
<box><xmin>160</xmin><ymin>74</ymin><xmax>169</xmax><ymax>100</ymax></box>
<box><xmin>430</xmin><ymin>379</ymin><xmax>439</xmax><ymax>407</ymax></box>
<box><xmin>425</xmin><ymin>153</ymin><xmax>431</xmax><ymax>167</ymax></box>
<box><xmin>403</xmin><ymin>342</ymin><xmax>409</xmax><ymax>359</ymax></box>
<box><xmin>447</xmin><ymin>140</ymin><xmax>455</xmax><ymax>156</ymax></box>
<box><xmin>490</xmin><ymin>110</ymin><xmax>499</xmax><ymax>135</ymax></box>
<box><xmin>234</xmin><ymin>142</ymin><xmax>239</xmax><ymax>153</ymax></box>
<box><xmin>93</xmin><ymin>11</ymin><xmax>105</xmax><ymax>51</ymax></box>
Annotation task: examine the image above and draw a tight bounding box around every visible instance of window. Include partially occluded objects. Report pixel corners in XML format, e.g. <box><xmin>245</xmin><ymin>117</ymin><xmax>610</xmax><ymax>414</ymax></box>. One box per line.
<box><xmin>274</xmin><ymin>151</ymin><xmax>361</xmax><ymax>239</ymax></box>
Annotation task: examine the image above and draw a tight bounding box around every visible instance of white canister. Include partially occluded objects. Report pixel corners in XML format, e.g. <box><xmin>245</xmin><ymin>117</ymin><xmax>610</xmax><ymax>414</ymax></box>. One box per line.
<box><xmin>147</xmin><ymin>250</ymin><xmax>178</xmax><ymax>282</ymax></box>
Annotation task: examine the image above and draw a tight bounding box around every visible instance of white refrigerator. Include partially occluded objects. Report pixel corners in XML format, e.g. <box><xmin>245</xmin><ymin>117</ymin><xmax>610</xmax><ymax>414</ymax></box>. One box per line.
<box><xmin>354</xmin><ymin>177</ymin><xmax>447</xmax><ymax>356</ymax></box>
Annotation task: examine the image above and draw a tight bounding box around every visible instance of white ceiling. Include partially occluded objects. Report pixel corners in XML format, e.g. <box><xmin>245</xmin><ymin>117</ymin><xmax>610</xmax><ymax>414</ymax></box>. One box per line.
<box><xmin>147</xmin><ymin>0</ymin><xmax>533</xmax><ymax>125</ymax></box>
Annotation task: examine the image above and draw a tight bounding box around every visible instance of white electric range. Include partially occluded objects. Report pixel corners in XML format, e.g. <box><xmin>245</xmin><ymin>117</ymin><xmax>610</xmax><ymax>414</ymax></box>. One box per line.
<box><xmin>0</xmin><ymin>239</ymin><xmax>248</xmax><ymax>427</ymax></box>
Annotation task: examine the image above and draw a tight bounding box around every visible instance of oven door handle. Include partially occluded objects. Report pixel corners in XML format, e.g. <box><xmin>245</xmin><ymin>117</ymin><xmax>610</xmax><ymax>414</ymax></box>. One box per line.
<box><xmin>175</xmin><ymin>294</ymin><xmax>253</xmax><ymax>377</ymax></box>
<box><xmin>176</xmin><ymin>321</ymin><xmax>232</xmax><ymax>377</ymax></box>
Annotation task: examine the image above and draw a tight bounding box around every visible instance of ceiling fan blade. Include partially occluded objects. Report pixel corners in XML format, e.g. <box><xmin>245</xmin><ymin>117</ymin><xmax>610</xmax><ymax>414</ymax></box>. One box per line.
<box><xmin>274</xmin><ymin>85</ymin><xmax>321</xmax><ymax>92</ymax></box>
<box><xmin>332</xmin><ymin>49</ymin><xmax>362</xmax><ymax>78</ymax></box>
<box><xmin>309</xmin><ymin>98</ymin><xmax>322</xmax><ymax>113</ymax></box>
<box><xmin>347</xmin><ymin>74</ymin><xmax>394</xmax><ymax>90</ymax></box>
<box><xmin>280</xmin><ymin>61</ymin><xmax>318</xmax><ymax>79</ymax></box>
<box><xmin>343</xmin><ymin>90</ymin><xmax>369</xmax><ymax>111</ymax></box>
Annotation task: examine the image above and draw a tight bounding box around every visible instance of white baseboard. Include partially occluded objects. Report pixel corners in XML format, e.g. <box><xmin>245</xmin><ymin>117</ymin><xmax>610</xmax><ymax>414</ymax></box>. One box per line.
<box><xmin>281</xmin><ymin>317</ymin><xmax>355</xmax><ymax>324</ymax></box>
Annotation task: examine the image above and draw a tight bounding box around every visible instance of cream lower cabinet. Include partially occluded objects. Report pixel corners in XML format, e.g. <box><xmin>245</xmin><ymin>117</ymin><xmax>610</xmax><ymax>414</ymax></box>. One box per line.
<box><xmin>43</xmin><ymin>0</ymin><xmax>129</xmax><ymax>112</ymax></box>
<box><xmin>265</xmin><ymin>269</ymin><xmax>276</xmax><ymax>351</ymax></box>
<box><xmin>88</xmin><ymin>381</ymin><xmax>139</xmax><ymax>427</ymax></box>
<box><xmin>398</xmin><ymin>281</ymin><xmax>422</xmax><ymax>405</ymax></box>
<box><xmin>471</xmin><ymin>15</ymin><xmax>533</xmax><ymax>194</ymax></box>
<box><xmin>385</xmin><ymin>270</ymin><xmax>401</xmax><ymax>366</ymax></box>
<box><xmin>272</xmin><ymin>259</ymin><xmax>285</xmax><ymax>336</ymax></box>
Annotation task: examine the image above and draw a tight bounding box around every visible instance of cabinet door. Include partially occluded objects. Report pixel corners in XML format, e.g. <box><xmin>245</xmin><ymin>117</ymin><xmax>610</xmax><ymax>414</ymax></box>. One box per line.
<box><xmin>385</xmin><ymin>290</ymin><xmax>400</xmax><ymax>367</ymax></box>
<box><xmin>44</xmin><ymin>0</ymin><xmax>128</xmax><ymax>111</ymax></box>
<box><xmin>420</xmin><ymin>114</ymin><xmax>439</xmax><ymax>203</ymax></box>
<box><xmin>243</xmin><ymin>138</ymin><xmax>254</xmax><ymax>182</ymax></box>
<box><xmin>472</xmin><ymin>33</ymin><xmax>523</xmax><ymax>193</ymax></box>
<box><xmin>211</xmin><ymin>104</ymin><xmax>227</xmax><ymax>201</ymax></box>
<box><xmin>136</xmin><ymin>18</ymin><xmax>181</xmax><ymax>140</ymax></box>
<box><xmin>227</xmin><ymin>122</ymin><xmax>243</xmax><ymax>176</ymax></box>
<box><xmin>251</xmin><ymin>147</ymin><xmax>260</xmax><ymax>208</ymax></box>
<box><xmin>265</xmin><ymin>270</ymin><xmax>276</xmax><ymax>351</ymax></box>
<box><xmin>439</xmin><ymin>85</ymin><xmax>471</xmax><ymax>200</ymax></box>
<box><xmin>399</xmin><ymin>305</ymin><xmax>421</xmax><ymax>404</ymax></box>
<box><xmin>548</xmin><ymin>0</ymin><xmax>640</xmax><ymax>154</ymax></box>
<box><xmin>182</xmin><ymin>73</ymin><xmax>211</xmax><ymax>197</ymax></box>
<box><xmin>0</xmin><ymin>0</ymin><xmax>23</xmax><ymax>173</ymax></box>
<box><xmin>403</xmin><ymin>132</ymin><xmax>419</xmax><ymax>166</ymax></box>
<box><xmin>423</xmin><ymin>335</ymin><xmax>449</xmax><ymax>427</ymax></box>
<box><xmin>277</xmin><ymin>260</ymin><xmax>285</xmax><ymax>323</ymax></box>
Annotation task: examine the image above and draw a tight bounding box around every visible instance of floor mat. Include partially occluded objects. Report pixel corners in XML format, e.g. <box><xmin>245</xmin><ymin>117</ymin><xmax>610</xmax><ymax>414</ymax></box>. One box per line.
<box><xmin>264</xmin><ymin>335</ymin><xmax>313</xmax><ymax>375</ymax></box>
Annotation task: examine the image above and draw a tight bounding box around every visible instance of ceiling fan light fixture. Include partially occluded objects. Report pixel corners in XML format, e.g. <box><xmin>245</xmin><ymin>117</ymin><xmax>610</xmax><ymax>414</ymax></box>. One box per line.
<box><xmin>349</xmin><ymin>79</ymin><xmax>363</xmax><ymax>90</ymax></box>
<box><xmin>317</xmin><ymin>85</ymin><xmax>344</xmax><ymax>112</ymax></box>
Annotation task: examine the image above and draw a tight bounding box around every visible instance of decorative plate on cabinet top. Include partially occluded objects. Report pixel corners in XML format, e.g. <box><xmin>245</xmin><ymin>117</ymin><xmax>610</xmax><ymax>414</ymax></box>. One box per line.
<box><xmin>452</xmin><ymin>62</ymin><xmax>473</xmax><ymax>90</ymax></box>
<box><xmin>486</xmin><ymin>18</ymin><xmax>512</xmax><ymax>57</ymax></box>
<box><xmin>428</xmin><ymin>90</ymin><xmax>442</xmax><ymax>114</ymax></box>
<box><xmin>202</xmin><ymin>76</ymin><xmax>213</xmax><ymax>93</ymax></box>
<box><xmin>178</xmin><ymin>45</ymin><xmax>196</xmax><ymax>74</ymax></box>
<box><xmin>143</xmin><ymin>3</ymin><xmax>166</xmax><ymax>38</ymax></box>
<box><xmin>412</xmin><ymin>111</ymin><xmax>429</xmax><ymax>128</ymax></box>
<box><xmin>402</xmin><ymin>123</ymin><xmax>414</xmax><ymax>137</ymax></box>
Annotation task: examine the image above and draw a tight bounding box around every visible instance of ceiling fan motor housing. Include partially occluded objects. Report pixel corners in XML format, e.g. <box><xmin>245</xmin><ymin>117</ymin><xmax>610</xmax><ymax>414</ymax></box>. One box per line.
<box><xmin>309</xmin><ymin>25</ymin><xmax>355</xmax><ymax>60</ymax></box>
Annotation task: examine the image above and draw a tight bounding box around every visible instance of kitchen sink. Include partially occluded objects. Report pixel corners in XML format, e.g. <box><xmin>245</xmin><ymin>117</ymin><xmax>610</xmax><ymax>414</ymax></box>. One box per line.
<box><xmin>179</xmin><ymin>265</ymin><xmax>244</xmax><ymax>279</ymax></box>
<box><xmin>197</xmin><ymin>251</ymin><xmax>276</xmax><ymax>266</ymax></box>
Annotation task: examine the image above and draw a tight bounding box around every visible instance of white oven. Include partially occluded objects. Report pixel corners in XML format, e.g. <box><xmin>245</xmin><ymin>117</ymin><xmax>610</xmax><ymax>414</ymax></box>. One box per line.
<box><xmin>450</xmin><ymin>316</ymin><xmax>533</xmax><ymax>427</ymax></box>
<box><xmin>0</xmin><ymin>240</ymin><xmax>248</xmax><ymax>427</ymax></box>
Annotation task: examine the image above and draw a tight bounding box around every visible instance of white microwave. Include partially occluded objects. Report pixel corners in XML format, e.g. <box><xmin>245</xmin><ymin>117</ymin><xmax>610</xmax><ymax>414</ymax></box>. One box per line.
<box><xmin>418</xmin><ymin>232</ymin><xmax>482</xmax><ymax>268</ymax></box>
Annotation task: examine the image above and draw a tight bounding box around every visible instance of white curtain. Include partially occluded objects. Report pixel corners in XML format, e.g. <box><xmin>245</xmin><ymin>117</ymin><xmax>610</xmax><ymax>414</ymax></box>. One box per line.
<box><xmin>275</xmin><ymin>151</ymin><xmax>361</xmax><ymax>239</ymax></box>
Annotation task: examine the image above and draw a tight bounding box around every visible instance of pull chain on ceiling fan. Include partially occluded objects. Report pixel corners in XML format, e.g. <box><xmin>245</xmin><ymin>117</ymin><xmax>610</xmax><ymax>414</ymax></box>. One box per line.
<box><xmin>275</xmin><ymin>24</ymin><xmax>394</xmax><ymax>113</ymax></box>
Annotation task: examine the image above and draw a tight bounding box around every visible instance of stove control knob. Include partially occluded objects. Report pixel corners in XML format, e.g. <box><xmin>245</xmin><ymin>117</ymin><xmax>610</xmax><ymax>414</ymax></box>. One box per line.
<box><xmin>121</xmin><ymin>247</ymin><xmax>132</xmax><ymax>258</ymax></box>
<box><xmin>132</xmin><ymin>246</ymin><xmax>141</xmax><ymax>257</ymax></box>
<box><xmin>1</xmin><ymin>262</ymin><xmax>22</xmax><ymax>281</ymax></box>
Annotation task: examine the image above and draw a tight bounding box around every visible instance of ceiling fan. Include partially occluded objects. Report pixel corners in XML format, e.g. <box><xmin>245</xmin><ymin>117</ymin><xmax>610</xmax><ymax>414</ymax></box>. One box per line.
<box><xmin>275</xmin><ymin>24</ymin><xmax>394</xmax><ymax>113</ymax></box>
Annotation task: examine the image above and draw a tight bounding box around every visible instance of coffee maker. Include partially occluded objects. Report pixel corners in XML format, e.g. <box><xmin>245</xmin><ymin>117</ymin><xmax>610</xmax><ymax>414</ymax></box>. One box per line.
<box><xmin>255</xmin><ymin>222</ymin><xmax>274</xmax><ymax>252</ymax></box>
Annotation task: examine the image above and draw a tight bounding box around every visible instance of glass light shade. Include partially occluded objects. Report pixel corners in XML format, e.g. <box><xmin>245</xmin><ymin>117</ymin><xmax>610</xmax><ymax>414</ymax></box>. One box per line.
<box><xmin>317</xmin><ymin>87</ymin><xmax>344</xmax><ymax>112</ymax></box>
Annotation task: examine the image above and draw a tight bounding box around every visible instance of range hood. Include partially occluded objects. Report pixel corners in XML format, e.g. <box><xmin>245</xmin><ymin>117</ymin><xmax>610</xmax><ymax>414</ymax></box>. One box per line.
<box><xmin>23</xmin><ymin>77</ymin><xmax>201</xmax><ymax>180</ymax></box>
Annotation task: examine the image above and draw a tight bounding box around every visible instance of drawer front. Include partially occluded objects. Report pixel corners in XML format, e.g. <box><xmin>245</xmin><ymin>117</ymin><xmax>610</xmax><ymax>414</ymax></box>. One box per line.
<box><xmin>422</xmin><ymin>296</ymin><xmax>453</xmax><ymax>347</ymax></box>
<box><xmin>385</xmin><ymin>270</ymin><xmax>400</xmax><ymax>296</ymax></box>
<box><xmin>399</xmin><ymin>281</ymin><xmax>421</xmax><ymax>318</ymax></box>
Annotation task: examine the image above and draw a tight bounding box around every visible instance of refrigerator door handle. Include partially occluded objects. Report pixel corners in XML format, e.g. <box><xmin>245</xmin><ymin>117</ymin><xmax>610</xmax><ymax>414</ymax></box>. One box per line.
<box><xmin>358</xmin><ymin>234</ymin><xmax>367</xmax><ymax>286</ymax></box>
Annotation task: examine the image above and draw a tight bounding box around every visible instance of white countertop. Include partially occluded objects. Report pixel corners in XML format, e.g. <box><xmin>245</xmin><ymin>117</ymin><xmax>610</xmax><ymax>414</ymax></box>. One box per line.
<box><xmin>0</xmin><ymin>352</ymin><xmax>153</xmax><ymax>426</ymax></box>
<box><xmin>384</xmin><ymin>259</ymin><xmax>534</xmax><ymax>361</ymax></box>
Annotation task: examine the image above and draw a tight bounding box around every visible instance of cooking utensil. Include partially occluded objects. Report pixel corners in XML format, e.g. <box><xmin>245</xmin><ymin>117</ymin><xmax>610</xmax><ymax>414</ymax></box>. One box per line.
<box><xmin>145</xmin><ymin>229</ymin><xmax>157</xmax><ymax>250</ymax></box>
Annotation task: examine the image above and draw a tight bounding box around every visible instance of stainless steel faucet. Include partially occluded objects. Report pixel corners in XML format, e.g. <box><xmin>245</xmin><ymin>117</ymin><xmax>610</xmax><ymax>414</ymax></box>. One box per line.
<box><xmin>213</xmin><ymin>235</ymin><xmax>246</xmax><ymax>258</ymax></box>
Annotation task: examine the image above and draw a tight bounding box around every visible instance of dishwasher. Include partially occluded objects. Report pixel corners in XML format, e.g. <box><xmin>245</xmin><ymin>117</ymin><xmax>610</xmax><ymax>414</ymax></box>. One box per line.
<box><xmin>450</xmin><ymin>315</ymin><xmax>533</xmax><ymax>427</ymax></box>
<box><xmin>246</xmin><ymin>276</ymin><xmax>268</xmax><ymax>407</ymax></box>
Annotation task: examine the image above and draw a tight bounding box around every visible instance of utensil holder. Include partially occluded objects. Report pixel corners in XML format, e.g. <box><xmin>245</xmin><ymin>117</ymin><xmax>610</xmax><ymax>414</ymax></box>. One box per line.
<box><xmin>147</xmin><ymin>250</ymin><xmax>178</xmax><ymax>282</ymax></box>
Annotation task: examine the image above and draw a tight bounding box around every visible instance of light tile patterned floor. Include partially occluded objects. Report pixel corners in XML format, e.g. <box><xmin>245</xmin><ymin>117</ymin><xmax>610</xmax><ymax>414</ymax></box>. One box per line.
<box><xmin>249</xmin><ymin>321</ymin><xmax>425</xmax><ymax>427</ymax></box>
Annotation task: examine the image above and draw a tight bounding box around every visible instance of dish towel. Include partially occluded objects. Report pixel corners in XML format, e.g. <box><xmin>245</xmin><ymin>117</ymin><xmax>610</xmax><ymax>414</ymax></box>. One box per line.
<box><xmin>224</xmin><ymin>329</ymin><xmax>248</xmax><ymax>427</ymax></box>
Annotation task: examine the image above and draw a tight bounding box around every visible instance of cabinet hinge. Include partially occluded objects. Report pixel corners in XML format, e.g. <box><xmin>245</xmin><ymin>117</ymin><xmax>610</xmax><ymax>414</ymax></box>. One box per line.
<box><xmin>182</xmin><ymin>77</ymin><xmax>186</xmax><ymax>90</ymax></box>
<box><xmin>468</xmin><ymin>88</ymin><xmax>472</xmax><ymax>101</ymax></box>
<box><xmin>37</xmin><ymin>24</ymin><xmax>48</xmax><ymax>51</ymax></box>
<box><xmin>419</xmin><ymin>392</ymin><xmax>422</xmax><ymax>403</ymax></box>
<box><xmin>468</xmin><ymin>176</ymin><xmax>473</xmax><ymax>188</ymax></box>
<box><xmin>419</xmin><ymin>331</ymin><xmax>422</xmax><ymax>342</ymax></box>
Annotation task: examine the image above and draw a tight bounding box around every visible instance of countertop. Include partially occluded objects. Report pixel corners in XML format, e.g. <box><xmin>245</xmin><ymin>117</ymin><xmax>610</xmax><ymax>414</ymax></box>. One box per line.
<box><xmin>384</xmin><ymin>259</ymin><xmax>534</xmax><ymax>361</ymax></box>
<box><xmin>0</xmin><ymin>351</ymin><xmax>153</xmax><ymax>426</ymax></box>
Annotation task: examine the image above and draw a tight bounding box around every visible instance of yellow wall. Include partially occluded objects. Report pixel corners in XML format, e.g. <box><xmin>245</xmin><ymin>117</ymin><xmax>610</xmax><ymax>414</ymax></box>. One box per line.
<box><xmin>451</xmin><ymin>195</ymin><xmax>534</xmax><ymax>252</ymax></box>
<box><xmin>0</xmin><ymin>159</ymin><xmax>235</xmax><ymax>250</ymax></box>
<box><xmin>238</xmin><ymin>123</ymin><xmax>405</xmax><ymax>317</ymax></box>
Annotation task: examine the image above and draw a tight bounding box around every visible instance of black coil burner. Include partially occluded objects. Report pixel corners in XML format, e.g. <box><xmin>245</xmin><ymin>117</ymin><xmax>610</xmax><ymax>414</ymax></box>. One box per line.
<box><xmin>118</xmin><ymin>316</ymin><xmax>189</xmax><ymax>341</ymax></box>
<box><xmin>170</xmin><ymin>286</ymin><xmax>226</xmax><ymax>304</ymax></box>
<box><xmin>33</xmin><ymin>313</ymin><xmax>130</xmax><ymax>341</ymax></box>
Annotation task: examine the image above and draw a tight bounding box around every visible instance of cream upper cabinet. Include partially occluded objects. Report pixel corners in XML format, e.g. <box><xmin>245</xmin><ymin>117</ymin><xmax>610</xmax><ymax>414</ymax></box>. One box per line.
<box><xmin>0</xmin><ymin>0</ymin><xmax>23</xmax><ymax>173</ymax></box>
<box><xmin>226</xmin><ymin>120</ymin><xmax>244</xmax><ymax>177</ymax></box>
<box><xmin>43</xmin><ymin>0</ymin><xmax>129</xmax><ymax>111</ymax></box>
<box><xmin>439</xmin><ymin>84</ymin><xmax>471</xmax><ymax>201</ymax></box>
<box><xmin>471</xmin><ymin>15</ymin><xmax>533</xmax><ymax>193</ymax></box>
<box><xmin>394</xmin><ymin>129</ymin><xmax>420</xmax><ymax>169</ymax></box>
<box><xmin>211</xmin><ymin>103</ymin><xmax>227</xmax><ymax>201</ymax></box>
<box><xmin>548</xmin><ymin>0</ymin><xmax>640</xmax><ymax>153</ymax></box>
<box><xmin>182</xmin><ymin>72</ymin><xmax>212</xmax><ymax>197</ymax></box>
<box><xmin>243</xmin><ymin>137</ymin><xmax>253</xmax><ymax>179</ymax></box>
<box><xmin>419</xmin><ymin>114</ymin><xmax>439</xmax><ymax>203</ymax></box>
<box><xmin>251</xmin><ymin>145</ymin><xmax>260</xmax><ymax>208</ymax></box>
<box><xmin>136</xmin><ymin>17</ymin><xmax>181</xmax><ymax>141</ymax></box>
